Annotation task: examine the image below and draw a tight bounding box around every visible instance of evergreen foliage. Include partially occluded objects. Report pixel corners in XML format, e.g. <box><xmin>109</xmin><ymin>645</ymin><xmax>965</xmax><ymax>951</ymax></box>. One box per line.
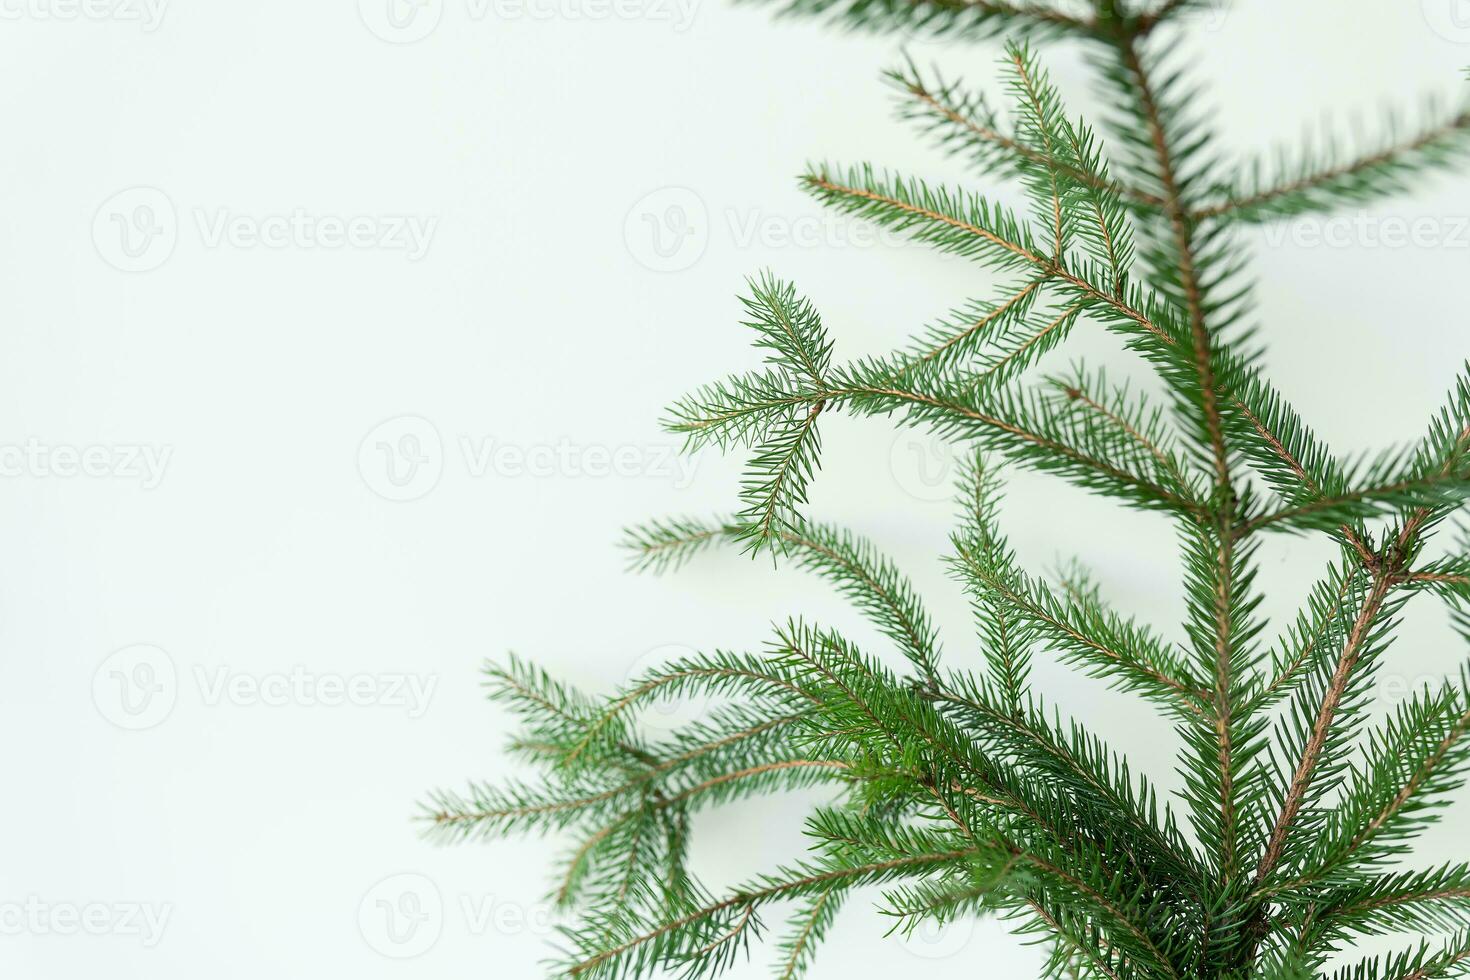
<box><xmin>424</xmin><ymin>4</ymin><xmax>1470</xmax><ymax>976</ymax></box>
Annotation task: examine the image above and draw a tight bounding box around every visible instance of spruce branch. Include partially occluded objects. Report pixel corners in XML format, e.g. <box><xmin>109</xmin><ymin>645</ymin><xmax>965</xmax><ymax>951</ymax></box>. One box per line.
<box><xmin>622</xmin><ymin>515</ymin><xmax>944</xmax><ymax>680</ymax></box>
<box><xmin>1238</xmin><ymin>471</ymin><xmax>1470</xmax><ymax>539</ymax></box>
<box><xmin>1254</xmin><ymin>572</ymin><xmax>1404</xmax><ymax>888</ymax></box>
<box><xmin>1312</xmin><ymin>864</ymin><xmax>1470</xmax><ymax>938</ymax></box>
<box><xmin>1101</xmin><ymin>33</ymin><xmax>1253</xmax><ymax>902</ymax></box>
<box><xmin>889</xmin><ymin>276</ymin><xmax>1047</xmax><ymax>381</ymax></box>
<box><xmin>744</xmin><ymin>0</ymin><xmax>1098</xmax><ymax>41</ymax></box>
<box><xmin>888</xmin><ymin>60</ymin><xmax>1162</xmax><ymax>210</ymax></box>
<box><xmin>561</xmin><ymin>845</ymin><xmax>987</xmax><ymax>979</ymax></box>
<box><xmin>950</xmin><ymin>520</ymin><xmax>1213</xmax><ymax>717</ymax></box>
<box><xmin>669</xmin><ymin>350</ymin><xmax>1212</xmax><ymax>518</ymax></box>
<box><xmin>1132</xmin><ymin>0</ymin><xmax>1204</xmax><ymax>35</ymax></box>
<box><xmin>1194</xmin><ymin>103</ymin><xmax>1470</xmax><ymax>223</ymax></box>
<box><xmin>430</xmin><ymin>8</ymin><xmax>1470</xmax><ymax>978</ymax></box>
<box><xmin>1325</xmin><ymin>932</ymin><xmax>1470</xmax><ymax>980</ymax></box>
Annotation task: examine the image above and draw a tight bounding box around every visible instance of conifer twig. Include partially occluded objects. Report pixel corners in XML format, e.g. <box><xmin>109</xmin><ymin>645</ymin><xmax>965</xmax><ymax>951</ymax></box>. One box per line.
<box><xmin>426</xmin><ymin>9</ymin><xmax>1470</xmax><ymax>977</ymax></box>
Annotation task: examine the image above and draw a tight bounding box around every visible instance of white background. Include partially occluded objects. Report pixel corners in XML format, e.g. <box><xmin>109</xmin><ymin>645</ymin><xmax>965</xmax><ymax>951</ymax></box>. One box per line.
<box><xmin>2</xmin><ymin>0</ymin><xmax>1470</xmax><ymax>976</ymax></box>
